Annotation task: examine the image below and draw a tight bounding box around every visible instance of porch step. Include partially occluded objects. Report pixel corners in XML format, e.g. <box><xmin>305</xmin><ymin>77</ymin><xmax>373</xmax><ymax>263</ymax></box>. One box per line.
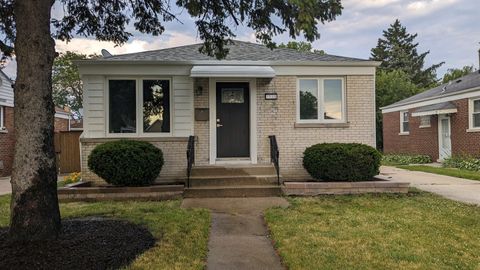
<box><xmin>191</xmin><ymin>164</ymin><xmax>276</xmax><ymax>177</ymax></box>
<box><xmin>184</xmin><ymin>185</ymin><xmax>282</xmax><ymax>198</ymax></box>
<box><xmin>188</xmin><ymin>175</ymin><xmax>279</xmax><ymax>187</ymax></box>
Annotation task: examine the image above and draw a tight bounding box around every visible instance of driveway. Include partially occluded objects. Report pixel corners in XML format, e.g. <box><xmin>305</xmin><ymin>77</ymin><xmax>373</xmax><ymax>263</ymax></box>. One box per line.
<box><xmin>379</xmin><ymin>166</ymin><xmax>480</xmax><ymax>205</ymax></box>
<box><xmin>0</xmin><ymin>177</ymin><xmax>11</xmax><ymax>195</ymax></box>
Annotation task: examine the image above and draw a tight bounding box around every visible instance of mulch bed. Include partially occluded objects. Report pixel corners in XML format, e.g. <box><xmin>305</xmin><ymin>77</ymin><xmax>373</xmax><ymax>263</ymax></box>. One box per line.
<box><xmin>0</xmin><ymin>218</ymin><xmax>156</xmax><ymax>270</ymax></box>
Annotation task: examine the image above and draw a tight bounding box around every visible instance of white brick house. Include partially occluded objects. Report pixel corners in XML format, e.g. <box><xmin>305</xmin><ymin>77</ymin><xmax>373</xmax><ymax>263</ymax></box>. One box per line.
<box><xmin>77</xmin><ymin>40</ymin><xmax>379</xmax><ymax>183</ymax></box>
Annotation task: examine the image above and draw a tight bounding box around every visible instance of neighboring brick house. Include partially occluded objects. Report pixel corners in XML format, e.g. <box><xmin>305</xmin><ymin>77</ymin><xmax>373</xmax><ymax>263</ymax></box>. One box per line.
<box><xmin>0</xmin><ymin>69</ymin><xmax>72</xmax><ymax>177</ymax></box>
<box><xmin>77</xmin><ymin>40</ymin><xmax>379</xmax><ymax>185</ymax></box>
<box><xmin>381</xmin><ymin>71</ymin><xmax>480</xmax><ymax>161</ymax></box>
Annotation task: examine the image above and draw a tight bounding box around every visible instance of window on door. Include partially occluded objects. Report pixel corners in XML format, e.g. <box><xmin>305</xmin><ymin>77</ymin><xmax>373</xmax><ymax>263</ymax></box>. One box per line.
<box><xmin>400</xmin><ymin>111</ymin><xmax>409</xmax><ymax>134</ymax></box>
<box><xmin>471</xmin><ymin>98</ymin><xmax>480</xmax><ymax>129</ymax></box>
<box><xmin>298</xmin><ymin>78</ymin><xmax>345</xmax><ymax>122</ymax></box>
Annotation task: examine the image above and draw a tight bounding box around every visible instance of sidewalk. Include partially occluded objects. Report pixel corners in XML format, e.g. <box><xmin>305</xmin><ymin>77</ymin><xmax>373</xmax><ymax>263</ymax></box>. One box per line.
<box><xmin>0</xmin><ymin>177</ymin><xmax>11</xmax><ymax>195</ymax></box>
<box><xmin>182</xmin><ymin>197</ymin><xmax>289</xmax><ymax>270</ymax></box>
<box><xmin>379</xmin><ymin>166</ymin><xmax>480</xmax><ymax>205</ymax></box>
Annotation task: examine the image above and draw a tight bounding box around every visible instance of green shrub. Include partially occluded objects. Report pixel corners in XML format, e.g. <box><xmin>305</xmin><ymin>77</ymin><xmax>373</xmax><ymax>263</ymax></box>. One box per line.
<box><xmin>303</xmin><ymin>143</ymin><xmax>381</xmax><ymax>181</ymax></box>
<box><xmin>382</xmin><ymin>154</ymin><xmax>431</xmax><ymax>165</ymax></box>
<box><xmin>444</xmin><ymin>156</ymin><xmax>480</xmax><ymax>171</ymax></box>
<box><xmin>88</xmin><ymin>140</ymin><xmax>164</xmax><ymax>186</ymax></box>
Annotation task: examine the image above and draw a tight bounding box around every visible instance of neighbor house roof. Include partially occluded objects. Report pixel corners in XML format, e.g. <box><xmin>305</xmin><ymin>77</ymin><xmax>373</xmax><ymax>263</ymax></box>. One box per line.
<box><xmin>80</xmin><ymin>40</ymin><xmax>377</xmax><ymax>65</ymax></box>
<box><xmin>382</xmin><ymin>71</ymin><xmax>480</xmax><ymax>111</ymax></box>
<box><xmin>411</xmin><ymin>101</ymin><xmax>458</xmax><ymax>117</ymax></box>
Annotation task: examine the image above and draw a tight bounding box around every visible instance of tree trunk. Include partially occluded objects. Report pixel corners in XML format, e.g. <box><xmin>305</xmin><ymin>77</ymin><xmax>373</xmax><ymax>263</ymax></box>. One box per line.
<box><xmin>9</xmin><ymin>0</ymin><xmax>60</xmax><ymax>241</ymax></box>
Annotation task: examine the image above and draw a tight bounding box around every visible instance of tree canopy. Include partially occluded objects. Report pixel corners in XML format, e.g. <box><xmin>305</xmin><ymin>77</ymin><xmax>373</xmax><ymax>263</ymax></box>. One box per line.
<box><xmin>442</xmin><ymin>65</ymin><xmax>475</xmax><ymax>84</ymax></box>
<box><xmin>278</xmin><ymin>41</ymin><xmax>325</xmax><ymax>54</ymax></box>
<box><xmin>371</xmin><ymin>19</ymin><xmax>443</xmax><ymax>89</ymax></box>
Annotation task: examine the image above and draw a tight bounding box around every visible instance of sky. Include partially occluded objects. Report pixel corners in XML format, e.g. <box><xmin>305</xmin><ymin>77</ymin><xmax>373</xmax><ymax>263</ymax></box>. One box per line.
<box><xmin>2</xmin><ymin>0</ymin><xmax>480</xmax><ymax>79</ymax></box>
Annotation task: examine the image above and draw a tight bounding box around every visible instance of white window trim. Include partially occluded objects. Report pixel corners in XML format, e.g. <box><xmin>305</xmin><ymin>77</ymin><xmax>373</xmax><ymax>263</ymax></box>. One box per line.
<box><xmin>296</xmin><ymin>77</ymin><xmax>346</xmax><ymax>124</ymax></box>
<box><xmin>419</xmin><ymin>115</ymin><xmax>431</xmax><ymax>128</ymax></box>
<box><xmin>105</xmin><ymin>77</ymin><xmax>174</xmax><ymax>138</ymax></box>
<box><xmin>468</xmin><ymin>97</ymin><xmax>480</xmax><ymax>131</ymax></box>
<box><xmin>399</xmin><ymin>110</ymin><xmax>410</xmax><ymax>135</ymax></box>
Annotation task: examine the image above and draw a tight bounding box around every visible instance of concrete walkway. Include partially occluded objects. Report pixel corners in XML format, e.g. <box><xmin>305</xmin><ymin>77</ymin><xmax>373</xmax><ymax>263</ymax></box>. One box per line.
<box><xmin>0</xmin><ymin>177</ymin><xmax>11</xmax><ymax>195</ymax></box>
<box><xmin>182</xmin><ymin>197</ymin><xmax>289</xmax><ymax>270</ymax></box>
<box><xmin>379</xmin><ymin>166</ymin><xmax>480</xmax><ymax>205</ymax></box>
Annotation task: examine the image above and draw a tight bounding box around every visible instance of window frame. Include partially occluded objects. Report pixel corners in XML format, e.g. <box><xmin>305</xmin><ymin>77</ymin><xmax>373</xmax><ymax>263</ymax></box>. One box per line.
<box><xmin>399</xmin><ymin>110</ymin><xmax>410</xmax><ymax>134</ymax></box>
<box><xmin>0</xmin><ymin>106</ymin><xmax>4</xmax><ymax>130</ymax></box>
<box><xmin>469</xmin><ymin>97</ymin><xmax>480</xmax><ymax>130</ymax></box>
<box><xmin>296</xmin><ymin>77</ymin><xmax>346</xmax><ymax>124</ymax></box>
<box><xmin>105</xmin><ymin>77</ymin><xmax>173</xmax><ymax>138</ymax></box>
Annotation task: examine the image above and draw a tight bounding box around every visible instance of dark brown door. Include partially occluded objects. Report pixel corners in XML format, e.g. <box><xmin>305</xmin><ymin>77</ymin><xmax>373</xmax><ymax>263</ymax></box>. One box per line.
<box><xmin>216</xmin><ymin>82</ymin><xmax>250</xmax><ymax>158</ymax></box>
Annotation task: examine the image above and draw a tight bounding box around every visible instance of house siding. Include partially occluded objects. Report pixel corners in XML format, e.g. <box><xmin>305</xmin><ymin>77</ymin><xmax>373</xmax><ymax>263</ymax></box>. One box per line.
<box><xmin>383</xmin><ymin>98</ymin><xmax>480</xmax><ymax>160</ymax></box>
<box><xmin>383</xmin><ymin>110</ymin><xmax>439</xmax><ymax>160</ymax></box>
<box><xmin>0</xmin><ymin>72</ymin><xmax>13</xmax><ymax>107</ymax></box>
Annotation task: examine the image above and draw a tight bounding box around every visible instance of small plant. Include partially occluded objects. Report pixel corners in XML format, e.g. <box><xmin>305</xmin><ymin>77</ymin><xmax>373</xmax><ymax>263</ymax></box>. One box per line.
<box><xmin>64</xmin><ymin>172</ymin><xmax>81</xmax><ymax>185</ymax></box>
<box><xmin>88</xmin><ymin>140</ymin><xmax>164</xmax><ymax>186</ymax></box>
<box><xmin>382</xmin><ymin>154</ymin><xmax>431</xmax><ymax>165</ymax></box>
<box><xmin>444</xmin><ymin>156</ymin><xmax>480</xmax><ymax>171</ymax></box>
<box><xmin>303</xmin><ymin>143</ymin><xmax>382</xmax><ymax>181</ymax></box>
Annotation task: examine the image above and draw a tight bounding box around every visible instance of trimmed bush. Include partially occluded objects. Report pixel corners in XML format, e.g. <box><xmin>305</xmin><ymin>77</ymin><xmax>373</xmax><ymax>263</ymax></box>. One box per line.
<box><xmin>88</xmin><ymin>140</ymin><xmax>164</xmax><ymax>186</ymax></box>
<box><xmin>382</xmin><ymin>154</ymin><xmax>431</xmax><ymax>165</ymax></box>
<box><xmin>444</xmin><ymin>156</ymin><xmax>480</xmax><ymax>171</ymax></box>
<box><xmin>303</xmin><ymin>143</ymin><xmax>381</xmax><ymax>181</ymax></box>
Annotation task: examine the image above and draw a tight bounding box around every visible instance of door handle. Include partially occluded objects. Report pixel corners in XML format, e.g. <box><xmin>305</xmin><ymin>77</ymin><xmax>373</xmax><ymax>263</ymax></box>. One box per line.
<box><xmin>217</xmin><ymin>124</ymin><xmax>223</xmax><ymax>127</ymax></box>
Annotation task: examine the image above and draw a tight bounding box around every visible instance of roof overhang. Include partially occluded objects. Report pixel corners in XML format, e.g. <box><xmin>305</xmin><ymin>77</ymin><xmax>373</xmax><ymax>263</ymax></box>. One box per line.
<box><xmin>412</xmin><ymin>108</ymin><xmax>457</xmax><ymax>117</ymax></box>
<box><xmin>190</xmin><ymin>65</ymin><xmax>276</xmax><ymax>78</ymax></box>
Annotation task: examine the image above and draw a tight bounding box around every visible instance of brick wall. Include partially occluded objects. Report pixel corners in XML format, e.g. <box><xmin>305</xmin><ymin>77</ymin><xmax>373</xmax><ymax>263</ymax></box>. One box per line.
<box><xmin>0</xmin><ymin>106</ymin><xmax>14</xmax><ymax>177</ymax></box>
<box><xmin>80</xmin><ymin>138</ymin><xmax>188</xmax><ymax>184</ymax></box>
<box><xmin>193</xmin><ymin>78</ymin><xmax>210</xmax><ymax>165</ymax></box>
<box><xmin>451</xmin><ymin>99</ymin><xmax>480</xmax><ymax>156</ymax></box>
<box><xmin>383</xmin><ymin>110</ymin><xmax>439</xmax><ymax>160</ymax></box>
<box><xmin>257</xmin><ymin>75</ymin><xmax>376</xmax><ymax>179</ymax></box>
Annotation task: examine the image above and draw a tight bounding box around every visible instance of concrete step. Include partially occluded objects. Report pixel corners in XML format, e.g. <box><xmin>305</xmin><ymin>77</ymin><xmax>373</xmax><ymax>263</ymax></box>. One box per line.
<box><xmin>188</xmin><ymin>175</ymin><xmax>279</xmax><ymax>187</ymax></box>
<box><xmin>191</xmin><ymin>165</ymin><xmax>276</xmax><ymax>177</ymax></box>
<box><xmin>184</xmin><ymin>185</ymin><xmax>282</xmax><ymax>198</ymax></box>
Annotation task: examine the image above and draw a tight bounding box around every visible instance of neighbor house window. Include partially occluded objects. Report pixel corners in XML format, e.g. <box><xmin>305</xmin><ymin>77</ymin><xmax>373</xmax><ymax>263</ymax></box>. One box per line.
<box><xmin>142</xmin><ymin>79</ymin><xmax>170</xmax><ymax>133</ymax></box>
<box><xmin>298</xmin><ymin>78</ymin><xmax>345</xmax><ymax>122</ymax></box>
<box><xmin>419</xmin><ymin>115</ymin><xmax>431</xmax><ymax>128</ymax></box>
<box><xmin>400</xmin><ymin>111</ymin><xmax>409</xmax><ymax>134</ymax></box>
<box><xmin>471</xmin><ymin>98</ymin><xmax>480</xmax><ymax>129</ymax></box>
<box><xmin>0</xmin><ymin>106</ymin><xmax>4</xmax><ymax>129</ymax></box>
<box><xmin>109</xmin><ymin>80</ymin><xmax>137</xmax><ymax>133</ymax></box>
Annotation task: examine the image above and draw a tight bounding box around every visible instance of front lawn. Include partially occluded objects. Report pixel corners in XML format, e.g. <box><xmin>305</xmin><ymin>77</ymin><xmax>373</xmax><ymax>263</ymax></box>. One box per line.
<box><xmin>397</xmin><ymin>165</ymin><xmax>480</xmax><ymax>181</ymax></box>
<box><xmin>265</xmin><ymin>191</ymin><xmax>480</xmax><ymax>269</ymax></box>
<box><xmin>0</xmin><ymin>195</ymin><xmax>210</xmax><ymax>270</ymax></box>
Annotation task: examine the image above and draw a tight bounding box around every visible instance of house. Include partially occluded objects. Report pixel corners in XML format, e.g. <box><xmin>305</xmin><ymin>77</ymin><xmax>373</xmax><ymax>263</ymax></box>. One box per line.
<box><xmin>76</xmin><ymin>40</ymin><xmax>379</xmax><ymax>184</ymax></box>
<box><xmin>381</xmin><ymin>69</ymin><xmax>480</xmax><ymax>161</ymax></box>
<box><xmin>0</xmin><ymin>69</ymin><xmax>72</xmax><ymax>177</ymax></box>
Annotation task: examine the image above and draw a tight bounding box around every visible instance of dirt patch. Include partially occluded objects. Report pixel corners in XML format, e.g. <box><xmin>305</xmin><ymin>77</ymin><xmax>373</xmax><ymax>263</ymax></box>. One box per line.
<box><xmin>0</xmin><ymin>218</ymin><xmax>155</xmax><ymax>270</ymax></box>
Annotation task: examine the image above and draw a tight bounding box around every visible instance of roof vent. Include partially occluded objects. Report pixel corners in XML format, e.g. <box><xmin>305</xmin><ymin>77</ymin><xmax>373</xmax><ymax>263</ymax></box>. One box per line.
<box><xmin>101</xmin><ymin>49</ymin><xmax>113</xmax><ymax>58</ymax></box>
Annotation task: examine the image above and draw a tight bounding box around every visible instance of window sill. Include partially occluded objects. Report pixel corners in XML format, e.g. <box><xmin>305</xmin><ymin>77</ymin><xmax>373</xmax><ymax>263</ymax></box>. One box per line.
<box><xmin>398</xmin><ymin>132</ymin><xmax>410</xmax><ymax>136</ymax></box>
<box><xmin>294</xmin><ymin>122</ymin><xmax>350</xmax><ymax>128</ymax></box>
<box><xmin>80</xmin><ymin>136</ymin><xmax>190</xmax><ymax>143</ymax></box>
<box><xmin>466</xmin><ymin>128</ymin><xmax>480</xmax><ymax>133</ymax></box>
<box><xmin>0</xmin><ymin>129</ymin><xmax>7</xmax><ymax>134</ymax></box>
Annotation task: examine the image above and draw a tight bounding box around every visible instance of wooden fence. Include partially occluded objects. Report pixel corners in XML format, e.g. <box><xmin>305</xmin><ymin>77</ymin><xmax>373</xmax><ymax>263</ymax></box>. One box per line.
<box><xmin>54</xmin><ymin>131</ymin><xmax>81</xmax><ymax>174</ymax></box>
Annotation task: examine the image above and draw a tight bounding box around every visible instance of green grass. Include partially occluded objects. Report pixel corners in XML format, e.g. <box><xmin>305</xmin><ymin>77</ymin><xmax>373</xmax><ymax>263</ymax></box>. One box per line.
<box><xmin>397</xmin><ymin>165</ymin><xmax>480</xmax><ymax>181</ymax></box>
<box><xmin>0</xmin><ymin>195</ymin><xmax>210</xmax><ymax>270</ymax></box>
<box><xmin>265</xmin><ymin>191</ymin><xmax>480</xmax><ymax>270</ymax></box>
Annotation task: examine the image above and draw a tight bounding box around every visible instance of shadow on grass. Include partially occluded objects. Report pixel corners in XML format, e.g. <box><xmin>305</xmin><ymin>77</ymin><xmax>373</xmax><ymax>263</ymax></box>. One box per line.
<box><xmin>0</xmin><ymin>218</ymin><xmax>155</xmax><ymax>270</ymax></box>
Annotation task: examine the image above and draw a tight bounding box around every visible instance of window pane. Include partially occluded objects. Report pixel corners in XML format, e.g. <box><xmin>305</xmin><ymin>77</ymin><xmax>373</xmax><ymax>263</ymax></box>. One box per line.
<box><xmin>109</xmin><ymin>80</ymin><xmax>136</xmax><ymax>133</ymax></box>
<box><xmin>403</xmin><ymin>122</ymin><xmax>410</xmax><ymax>132</ymax></box>
<box><xmin>403</xmin><ymin>112</ymin><xmax>409</xmax><ymax>122</ymax></box>
<box><xmin>474</xmin><ymin>100</ymin><xmax>480</xmax><ymax>113</ymax></box>
<box><xmin>474</xmin><ymin>113</ymin><xmax>480</xmax><ymax>128</ymax></box>
<box><xmin>299</xmin><ymin>79</ymin><xmax>318</xmax><ymax>120</ymax></box>
<box><xmin>143</xmin><ymin>80</ymin><xmax>170</xmax><ymax>133</ymax></box>
<box><xmin>323</xmin><ymin>79</ymin><xmax>343</xmax><ymax>120</ymax></box>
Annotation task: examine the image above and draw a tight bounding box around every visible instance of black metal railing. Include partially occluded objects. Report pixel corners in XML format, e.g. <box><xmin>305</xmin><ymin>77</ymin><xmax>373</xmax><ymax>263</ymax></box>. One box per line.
<box><xmin>268</xmin><ymin>135</ymin><xmax>280</xmax><ymax>185</ymax></box>
<box><xmin>186</xmin><ymin>135</ymin><xmax>195</xmax><ymax>188</ymax></box>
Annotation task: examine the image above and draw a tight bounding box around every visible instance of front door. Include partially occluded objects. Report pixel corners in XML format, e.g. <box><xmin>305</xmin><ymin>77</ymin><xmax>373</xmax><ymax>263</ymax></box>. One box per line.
<box><xmin>216</xmin><ymin>82</ymin><xmax>250</xmax><ymax>158</ymax></box>
<box><xmin>438</xmin><ymin>115</ymin><xmax>452</xmax><ymax>160</ymax></box>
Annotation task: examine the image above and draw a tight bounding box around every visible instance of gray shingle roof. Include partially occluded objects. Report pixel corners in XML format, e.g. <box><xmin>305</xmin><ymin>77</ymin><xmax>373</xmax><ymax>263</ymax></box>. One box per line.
<box><xmin>414</xmin><ymin>101</ymin><xmax>456</xmax><ymax>113</ymax></box>
<box><xmin>384</xmin><ymin>71</ymin><xmax>480</xmax><ymax>109</ymax></box>
<box><xmin>100</xmin><ymin>40</ymin><xmax>369</xmax><ymax>62</ymax></box>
